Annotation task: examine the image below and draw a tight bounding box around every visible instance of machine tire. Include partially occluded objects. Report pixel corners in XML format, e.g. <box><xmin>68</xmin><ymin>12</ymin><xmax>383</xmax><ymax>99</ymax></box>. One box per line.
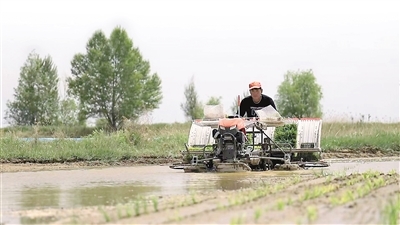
<box><xmin>260</xmin><ymin>159</ymin><xmax>267</xmax><ymax>171</ymax></box>
<box><xmin>206</xmin><ymin>159</ymin><xmax>214</xmax><ymax>169</ymax></box>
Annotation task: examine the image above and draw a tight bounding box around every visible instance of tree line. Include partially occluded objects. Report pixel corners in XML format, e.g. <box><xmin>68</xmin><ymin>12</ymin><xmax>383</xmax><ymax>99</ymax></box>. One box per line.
<box><xmin>181</xmin><ymin>70</ymin><xmax>323</xmax><ymax>120</ymax></box>
<box><xmin>5</xmin><ymin>26</ymin><xmax>162</xmax><ymax>130</ymax></box>
<box><xmin>4</xmin><ymin>26</ymin><xmax>323</xmax><ymax>130</ymax></box>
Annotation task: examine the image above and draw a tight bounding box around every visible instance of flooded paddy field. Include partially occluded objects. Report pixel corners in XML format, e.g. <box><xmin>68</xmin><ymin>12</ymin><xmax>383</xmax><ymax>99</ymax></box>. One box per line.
<box><xmin>2</xmin><ymin>157</ymin><xmax>399</xmax><ymax>224</ymax></box>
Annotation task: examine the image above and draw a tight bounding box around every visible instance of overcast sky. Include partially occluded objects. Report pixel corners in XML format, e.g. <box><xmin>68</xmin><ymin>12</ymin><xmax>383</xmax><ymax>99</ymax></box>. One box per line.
<box><xmin>1</xmin><ymin>0</ymin><xmax>399</xmax><ymax>125</ymax></box>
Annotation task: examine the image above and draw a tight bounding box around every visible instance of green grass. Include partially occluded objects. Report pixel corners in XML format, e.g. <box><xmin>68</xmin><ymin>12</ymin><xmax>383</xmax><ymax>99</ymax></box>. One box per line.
<box><xmin>0</xmin><ymin>121</ymin><xmax>398</xmax><ymax>163</ymax></box>
<box><xmin>321</xmin><ymin>122</ymin><xmax>400</xmax><ymax>151</ymax></box>
<box><xmin>0</xmin><ymin>123</ymin><xmax>188</xmax><ymax>163</ymax></box>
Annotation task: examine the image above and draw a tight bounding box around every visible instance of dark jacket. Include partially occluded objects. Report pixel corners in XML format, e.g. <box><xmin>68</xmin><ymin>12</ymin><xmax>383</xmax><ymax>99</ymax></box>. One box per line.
<box><xmin>239</xmin><ymin>94</ymin><xmax>277</xmax><ymax>117</ymax></box>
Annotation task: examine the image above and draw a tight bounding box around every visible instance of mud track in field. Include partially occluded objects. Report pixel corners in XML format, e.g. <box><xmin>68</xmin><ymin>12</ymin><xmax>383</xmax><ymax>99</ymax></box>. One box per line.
<box><xmin>3</xmin><ymin>150</ymin><xmax>400</xmax><ymax>224</ymax></box>
<box><xmin>9</xmin><ymin>170</ymin><xmax>400</xmax><ymax>224</ymax></box>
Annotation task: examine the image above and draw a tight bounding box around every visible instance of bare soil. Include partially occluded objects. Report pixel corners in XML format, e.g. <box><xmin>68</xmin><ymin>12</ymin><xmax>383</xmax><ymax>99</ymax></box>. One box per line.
<box><xmin>3</xmin><ymin>149</ymin><xmax>400</xmax><ymax>224</ymax></box>
<box><xmin>10</xmin><ymin>170</ymin><xmax>400</xmax><ymax>225</ymax></box>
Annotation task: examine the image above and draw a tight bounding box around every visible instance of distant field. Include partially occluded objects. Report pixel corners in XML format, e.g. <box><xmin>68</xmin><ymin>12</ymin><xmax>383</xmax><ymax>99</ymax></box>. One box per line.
<box><xmin>0</xmin><ymin>121</ymin><xmax>399</xmax><ymax>163</ymax></box>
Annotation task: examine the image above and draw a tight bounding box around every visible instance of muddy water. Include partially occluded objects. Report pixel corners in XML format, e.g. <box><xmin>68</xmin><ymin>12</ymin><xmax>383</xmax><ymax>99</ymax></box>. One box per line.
<box><xmin>2</xmin><ymin>158</ymin><xmax>399</xmax><ymax>224</ymax></box>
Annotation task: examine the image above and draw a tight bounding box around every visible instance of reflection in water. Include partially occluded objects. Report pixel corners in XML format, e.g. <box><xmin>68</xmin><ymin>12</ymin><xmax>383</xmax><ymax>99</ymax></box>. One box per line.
<box><xmin>184</xmin><ymin>171</ymin><xmax>306</xmax><ymax>193</ymax></box>
<box><xmin>20</xmin><ymin>187</ymin><xmax>61</xmax><ymax>209</ymax></box>
<box><xmin>68</xmin><ymin>183</ymin><xmax>161</xmax><ymax>207</ymax></box>
<box><xmin>19</xmin><ymin>183</ymin><xmax>162</xmax><ymax>211</ymax></box>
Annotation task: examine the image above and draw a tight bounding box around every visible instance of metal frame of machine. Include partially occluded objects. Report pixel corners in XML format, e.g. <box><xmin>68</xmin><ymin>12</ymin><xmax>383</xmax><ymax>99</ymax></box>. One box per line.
<box><xmin>170</xmin><ymin>105</ymin><xmax>329</xmax><ymax>172</ymax></box>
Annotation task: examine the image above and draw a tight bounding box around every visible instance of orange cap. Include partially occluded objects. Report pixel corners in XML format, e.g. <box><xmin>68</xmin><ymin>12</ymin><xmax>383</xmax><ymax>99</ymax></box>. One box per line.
<box><xmin>249</xmin><ymin>81</ymin><xmax>262</xmax><ymax>90</ymax></box>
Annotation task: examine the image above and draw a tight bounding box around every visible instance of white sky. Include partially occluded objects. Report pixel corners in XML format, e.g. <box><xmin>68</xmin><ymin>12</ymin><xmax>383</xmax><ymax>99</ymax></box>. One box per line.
<box><xmin>1</xmin><ymin>0</ymin><xmax>399</xmax><ymax>125</ymax></box>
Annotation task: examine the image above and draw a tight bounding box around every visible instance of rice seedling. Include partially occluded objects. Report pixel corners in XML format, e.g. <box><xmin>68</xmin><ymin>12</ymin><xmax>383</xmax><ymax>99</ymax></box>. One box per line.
<box><xmin>217</xmin><ymin>202</ymin><xmax>225</xmax><ymax>210</ymax></box>
<box><xmin>99</xmin><ymin>207</ymin><xmax>111</xmax><ymax>222</ymax></box>
<box><xmin>125</xmin><ymin>202</ymin><xmax>133</xmax><ymax>217</ymax></box>
<box><xmin>313</xmin><ymin>169</ymin><xmax>329</xmax><ymax>178</ymax></box>
<box><xmin>254</xmin><ymin>207</ymin><xmax>262</xmax><ymax>223</ymax></box>
<box><xmin>230</xmin><ymin>214</ymin><xmax>245</xmax><ymax>225</ymax></box>
<box><xmin>306</xmin><ymin>206</ymin><xmax>318</xmax><ymax>223</ymax></box>
<box><xmin>276</xmin><ymin>199</ymin><xmax>285</xmax><ymax>210</ymax></box>
<box><xmin>116</xmin><ymin>204</ymin><xmax>123</xmax><ymax>219</ymax></box>
<box><xmin>151</xmin><ymin>196</ymin><xmax>159</xmax><ymax>212</ymax></box>
<box><xmin>172</xmin><ymin>211</ymin><xmax>183</xmax><ymax>222</ymax></box>
<box><xmin>325</xmin><ymin>174</ymin><xmax>333</xmax><ymax>182</ymax></box>
<box><xmin>134</xmin><ymin>200</ymin><xmax>141</xmax><ymax>216</ymax></box>
<box><xmin>388</xmin><ymin>169</ymin><xmax>398</xmax><ymax>175</ymax></box>
<box><xmin>381</xmin><ymin>194</ymin><xmax>400</xmax><ymax>225</ymax></box>
<box><xmin>191</xmin><ymin>192</ymin><xmax>197</xmax><ymax>204</ymax></box>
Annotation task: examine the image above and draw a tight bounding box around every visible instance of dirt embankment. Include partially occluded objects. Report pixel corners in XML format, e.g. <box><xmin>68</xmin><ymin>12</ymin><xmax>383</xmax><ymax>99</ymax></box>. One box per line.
<box><xmin>1</xmin><ymin>148</ymin><xmax>398</xmax><ymax>173</ymax></box>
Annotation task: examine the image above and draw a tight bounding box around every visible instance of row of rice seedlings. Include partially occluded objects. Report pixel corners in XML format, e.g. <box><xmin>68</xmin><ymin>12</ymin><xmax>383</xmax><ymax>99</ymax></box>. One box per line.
<box><xmin>295</xmin><ymin>171</ymin><xmax>398</xmax><ymax>224</ymax></box>
<box><xmin>218</xmin><ymin>177</ymin><xmax>309</xmax><ymax>223</ymax></box>
<box><xmin>301</xmin><ymin>172</ymin><xmax>369</xmax><ymax>201</ymax></box>
<box><xmin>312</xmin><ymin>169</ymin><xmax>333</xmax><ymax>178</ymax></box>
<box><xmin>125</xmin><ymin>193</ymin><xmax>200</xmax><ymax>219</ymax></box>
<box><xmin>270</xmin><ymin>172</ymin><xmax>365</xmax><ymax>213</ymax></box>
<box><xmin>169</xmin><ymin>192</ymin><xmax>203</xmax><ymax>209</ymax></box>
<box><xmin>330</xmin><ymin>173</ymin><xmax>398</xmax><ymax>205</ymax></box>
<box><xmin>240</xmin><ymin>170</ymin><xmax>390</xmax><ymax>223</ymax></box>
<box><xmin>226</xmin><ymin>176</ymin><xmax>303</xmax><ymax>208</ymax></box>
<box><xmin>228</xmin><ymin>171</ymin><xmax>347</xmax><ymax>223</ymax></box>
<box><xmin>163</xmin><ymin>177</ymin><xmax>304</xmax><ymax>224</ymax></box>
<box><xmin>78</xmin><ymin>171</ymin><xmax>397</xmax><ymax>224</ymax></box>
<box><xmin>162</xmin><ymin>192</ymin><xmax>224</xmax><ymax>223</ymax></box>
<box><xmin>301</xmin><ymin>184</ymin><xmax>338</xmax><ymax>201</ymax></box>
<box><xmin>71</xmin><ymin>194</ymin><xmax>192</xmax><ymax>224</ymax></box>
<box><xmin>82</xmin><ymin>195</ymin><xmax>161</xmax><ymax>224</ymax></box>
<box><xmin>96</xmin><ymin>191</ymin><xmax>209</xmax><ymax>224</ymax></box>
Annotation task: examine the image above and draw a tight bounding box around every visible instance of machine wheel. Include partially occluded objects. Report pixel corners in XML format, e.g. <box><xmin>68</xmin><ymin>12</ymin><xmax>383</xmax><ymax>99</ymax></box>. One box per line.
<box><xmin>268</xmin><ymin>160</ymin><xmax>277</xmax><ymax>170</ymax></box>
<box><xmin>206</xmin><ymin>159</ymin><xmax>214</xmax><ymax>169</ymax></box>
<box><xmin>260</xmin><ymin>159</ymin><xmax>267</xmax><ymax>171</ymax></box>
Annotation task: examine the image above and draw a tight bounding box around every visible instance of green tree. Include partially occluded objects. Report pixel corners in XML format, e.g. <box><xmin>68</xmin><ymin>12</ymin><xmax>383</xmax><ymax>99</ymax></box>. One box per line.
<box><xmin>67</xmin><ymin>26</ymin><xmax>162</xmax><ymax>130</ymax></box>
<box><xmin>275</xmin><ymin>69</ymin><xmax>323</xmax><ymax>118</ymax></box>
<box><xmin>58</xmin><ymin>98</ymin><xmax>79</xmax><ymax>125</ymax></box>
<box><xmin>5</xmin><ymin>51</ymin><xmax>59</xmax><ymax>125</ymax></box>
<box><xmin>181</xmin><ymin>76</ymin><xmax>203</xmax><ymax>120</ymax></box>
<box><xmin>206</xmin><ymin>96</ymin><xmax>222</xmax><ymax>105</ymax></box>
